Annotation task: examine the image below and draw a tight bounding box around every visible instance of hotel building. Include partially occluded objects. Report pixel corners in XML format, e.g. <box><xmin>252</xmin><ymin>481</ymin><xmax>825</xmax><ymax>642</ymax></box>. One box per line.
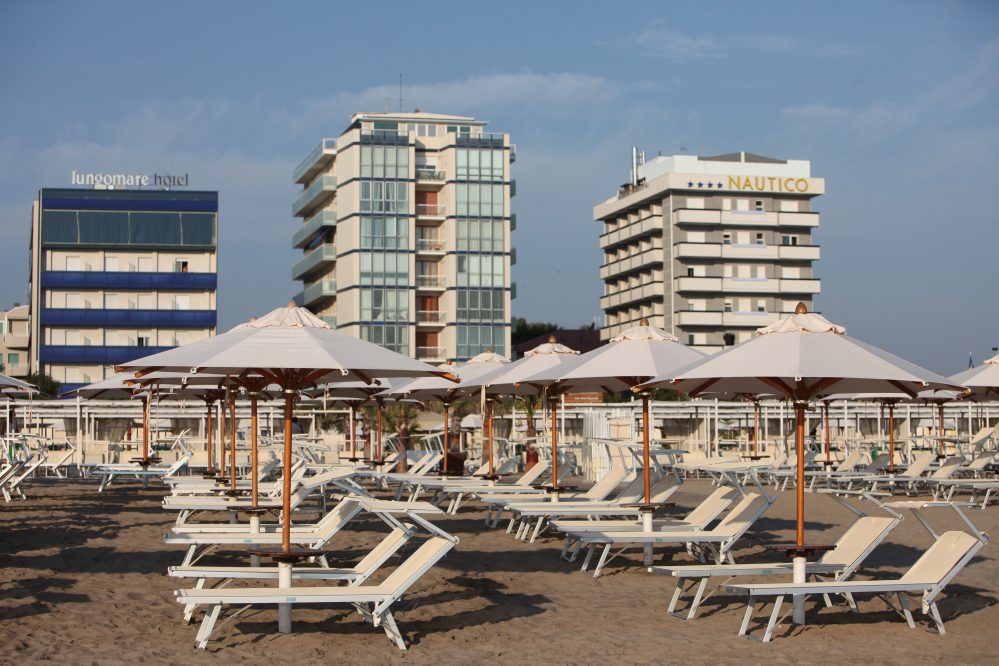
<box><xmin>291</xmin><ymin>112</ymin><xmax>515</xmax><ymax>362</ymax></box>
<box><xmin>29</xmin><ymin>188</ymin><xmax>218</xmax><ymax>392</ymax></box>
<box><xmin>0</xmin><ymin>304</ymin><xmax>30</xmax><ymax>378</ymax></box>
<box><xmin>594</xmin><ymin>152</ymin><xmax>823</xmax><ymax>353</ymax></box>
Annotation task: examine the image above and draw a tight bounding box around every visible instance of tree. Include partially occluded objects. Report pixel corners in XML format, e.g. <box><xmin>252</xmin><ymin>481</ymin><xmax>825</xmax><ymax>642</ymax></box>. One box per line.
<box><xmin>24</xmin><ymin>373</ymin><xmax>60</xmax><ymax>399</ymax></box>
<box><xmin>511</xmin><ymin>318</ymin><xmax>559</xmax><ymax>347</ymax></box>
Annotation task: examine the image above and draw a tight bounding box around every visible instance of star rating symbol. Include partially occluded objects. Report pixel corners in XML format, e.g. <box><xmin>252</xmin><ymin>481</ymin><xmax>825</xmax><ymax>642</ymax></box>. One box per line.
<box><xmin>688</xmin><ymin>181</ymin><xmax>693</xmax><ymax>187</ymax></box>
<box><xmin>707</xmin><ymin>182</ymin><xmax>713</xmax><ymax>188</ymax></box>
<box><xmin>717</xmin><ymin>182</ymin><xmax>723</xmax><ymax>188</ymax></box>
<box><xmin>697</xmin><ymin>182</ymin><xmax>703</xmax><ymax>188</ymax></box>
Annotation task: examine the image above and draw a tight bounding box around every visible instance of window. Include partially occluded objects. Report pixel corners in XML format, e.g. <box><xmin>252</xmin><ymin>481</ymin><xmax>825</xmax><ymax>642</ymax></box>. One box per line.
<box><xmin>105</xmin><ymin>257</ymin><xmax>118</xmax><ymax>272</ymax></box>
<box><xmin>752</xmin><ymin>265</ymin><xmax>765</xmax><ymax>278</ymax></box>
<box><xmin>782</xmin><ymin>235</ymin><xmax>798</xmax><ymax>246</ymax></box>
<box><xmin>360</xmin><ymin>252</ymin><xmax>409</xmax><ymax>285</ymax></box>
<box><xmin>175</xmin><ymin>260</ymin><xmax>189</xmax><ymax>273</ymax></box>
<box><xmin>66</xmin><ymin>256</ymin><xmax>80</xmax><ymax>271</ymax></box>
<box><xmin>446</xmin><ymin>125</ymin><xmax>472</xmax><ymax>134</ymax></box>
<box><xmin>687</xmin><ymin>301</ymin><xmax>695</xmax><ymax>311</ymax></box>
<box><xmin>457</xmin><ymin>290</ymin><xmax>504</xmax><ymax>322</ymax></box>
<box><xmin>456</xmin><ymin>149</ymin><xmax>504</xmax><ymax>181</ymax></box>
<box><xmin>456</xmin><ymin>253</ymin><xmax>504</xmax><ymax>287</ymax></box>
<box><xmin>756</xmin><ymin>299</ymin><xmax>766</xmax><ymax>313</ymax></box>
<box><xmin>361</xmin><ymin>216</ymin><xmax>409</xmax><ymax>249</ymax></box>
<box><xmin>735</xmin><ymin>199</ymin><xmax>749</xmax><ymax>211</ymax></box>
<box><xmin>456</xmin><ymin>183</ymin><xmax>504</xmax><ymax>217</ymax></box>
<box><xmin>360</xmin><ymin>181</ymin><xmax>409</xmax><ymax>214</ymax></box>
<box><xmin>780</xmin><ymin>200</ymin><xmax>799</xmax><ymax>212</ymax></box>
<box><xmin>723</xmin><ymin>333</ymin><xmax>736</xmax><ymax>346</ymax></box>
<box><xmin>686</xmin><ymin>198</ymin><xmax>705</xmax><ymax>209</ymax></box>
<box><xmin>457</xmin><ymin>325</ymin><xmax>503</xmax><ymax>359</ymax></box>
<box><xmin>359</xmin><ymin>324</ymin><xmax>408</xmax><ymax>356</ymax></box>
<box><xmin>105</xmin><ymin>294</ymin><xmax>117</xmax><ymax>309</ymax></box>
<box><xmin>137</xmin><ymin>294</ymin><xmax>152</xmax><ymax>309</ymax></box>
<box><xmin>66</xmin><ymin>293</ymin><xmax>80</xmax><ymax>308</ymax></box>
<box><xmin>174</xmin><ymin>295</ymin><xmax>190</xmax><ymax>310</ymax></box>
<box><xmin>724</xmin><ymin>299</ymin><xmax>732</xmax><ymax>313</ymax></box>
<box><xmin>456</xmin><ymin>219</ymin><xmax>504</xmax><ymax>252</ymax></box>
<box><xmin>7</xmin><ymin>353</ymin><xmax>19</xmax><ymax>365</ymax></box>
<box><xmin>138</xmin><ymin>257</ymin><xmax>153</xmax><ymax>272</ymax></box>
<box><xmin>722</xmin><ymin>233</ymin><xmax>731</xmax><ymax>245</ymax></box>
<box><xmin>688</xmin><ymin>334</ymin><xmax>695</xmax><ymax>345</ymax></box>
<box><xmin>405</xmin><ymin>123</ymin><xmax>438</xmax><ymax>138</ymax></box>
<box><xmin>756</xmin><ymin>233</ymin><xmax>764</xmax><ymax>245</ymax></box>
<box><xmin>755</xmin><ymin>200</ymin><xmax>764</xmax><ymax>211</ymax></box>
<box><xmin>687</xmin><ymin>268</ymin><xmax>695</xmax><ymax>277</ymax></box>
<box><xmin>360</xmin><ymin>144</ymin><xmax>409</xmax><ymax>179</ymax></box>
<box><xmin>137</xmin><ymin>335</ymin><xmax>150</xmax><ymax>347</ymax></box>
<box><xmin>360</xmin><ymin>288</ymin><xmax>409</xmax><ymax>322</ymax></box>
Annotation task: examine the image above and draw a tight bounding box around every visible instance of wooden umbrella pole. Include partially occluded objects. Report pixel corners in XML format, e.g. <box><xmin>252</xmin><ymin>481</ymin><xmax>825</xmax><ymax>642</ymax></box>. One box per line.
<box><xmin>206</xmin><ymin>402</ymin><xmax>214</xmax><ymax>471</ymax></box>
<box><xmin>443</xmin><ymin>402</ymin><xmax>450</xmax><ymax>475</ymax></box>
<box><xmin>250</xmin><ymin>394</ymin><xmax>259</xmax><ymax>508</ymax></box>
<box><xmin>824</xmin><ymin>402</ymin><xmax>831</xmax><ymax>463</ymax></box>
<box><xmin>795</xmin><ymin>401</ymin><xmax>805</xmax><ymax>547</ymax></box>
<box><xmin>642</xmin><ymin>391</ymin><xmax>651</xmax><ymax>504</ymax></box>
<box><xmin>281</xmin><ymin>390</ymin><xmax>294</xmax><ymax>553</ymax></box>
<box><xmin>487</xmin><ymin>399</ymin><xmax>494</xmax><ymax>475</ymax></box>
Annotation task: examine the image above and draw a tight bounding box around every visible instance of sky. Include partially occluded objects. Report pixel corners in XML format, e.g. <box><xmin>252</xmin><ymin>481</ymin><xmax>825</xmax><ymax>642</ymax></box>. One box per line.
<box><xmin>0</xmin><ymin>0</ymin><xmax>996</xmax><ymax>376</ymax></box>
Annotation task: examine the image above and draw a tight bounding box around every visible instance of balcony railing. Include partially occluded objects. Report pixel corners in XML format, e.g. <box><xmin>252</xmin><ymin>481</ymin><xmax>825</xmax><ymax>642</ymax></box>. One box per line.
<box><xmin>417</xmin><ymin>347</ymin><xmax>444</xmax><ymax>359</ymax></box>
<box><xmin>291</xmin><ymin>243</ymin><xmax>336</xmax><ymax>281</ymax></box>
<box><xmin>417</xmin><ymin>311</ymin><xmax>446</xmax><ymax>324</ymax></box>
<box><xmin>292</xmin><ymin>175</ymin><xmax>337</xmax><ymax>217</ymax></box>
<box><xmin>292</xmin><ymin>209</ymin><xmax>337</xmax><ymax>249</ymax></box>
<box><xmin>510</xmin><ymin>144</ymin><xmax>516</xmax><ymax>163</ymax></box>
<box><xmin>292</xmin><ymin>138</ymin><xmax>336</xmax><ymax>184</ymax></box>
<box><xmin>416</xmin><ymin>239</ymin><xmax>445</xmax><ymax>253</ymax></box>
<box><xmin>416</xmin><ymin>204</ymin><xmax>446</xmax><ymax>217</ymax></box>
<box><xmin>415</xmin><ymin>275</ymin><xmax>445</xmax><ymax>288</ymax></box>
<box><xmin>415</xmin><ymin>169</ymin><xmax>445</xmax><ymax>181</ymax></box>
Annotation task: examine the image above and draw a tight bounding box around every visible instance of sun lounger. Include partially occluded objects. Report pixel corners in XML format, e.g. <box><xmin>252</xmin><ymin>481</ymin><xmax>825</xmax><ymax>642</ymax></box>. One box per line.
<box><xmin>2</xmin><ymin>454</ymin><xmax>45</xmax><ymax>502</ymax></box>
<box><xmin>863</xmin><ymin>455</ymin><xmax>962</xmax><ymax>495</ymax></box>
<box><xmin>723</xmin><ymin>525</ymin><xmax>987</xmax><ymax>641</ymax></box>
<box><xmin>653</xmin><ymin>492</ymin><xmax>902</xmax><ymax>619</ymax></box>
<box><xmin>415</xmin><ymin>458</ymin><xmax>552</xmax><ymax>513</ymax></box>
<box><xmin>568</xmin><ymin>491</ymin><xmax>776</xmax><ymax>577</ymax></box>
<box><xmin>95</xmin><ymin>454</ymin><xmax>191</xmax><ymax>491</ymax></box>
<box><xmin>176</xmin><ymin>534</ymin><xmax>458</xmax><ymax>649</ymax></box>
<box><xmin>38</xmin><ymin>439</ymin><xmax>77</xmax><ymax>478</ymax></box>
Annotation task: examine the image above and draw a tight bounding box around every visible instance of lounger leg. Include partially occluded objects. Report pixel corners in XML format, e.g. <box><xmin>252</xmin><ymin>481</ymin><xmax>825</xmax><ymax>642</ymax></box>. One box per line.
<box><xmin>686</xmin><ymin>578</ymin><xmax>709</xmax><ymax>619</ymax></box>
<box><xmin>529</xmin><ymin>517</ymin><xmax>545</xmax><ymax>543</ymax></box>
<box><xmin>762</xmin><ymin>595</ymin><xmax>785</xmax><ymax>643</ymax></box>
<box><xmin>182</xmin><ymin>544</ymin><xmax>197</xmax><ymax>567</ymax></box>
<box><xmin>927</xmin><ymin>601</ymin><xmax>946</xmax><ymax>635</ymax></box>
<box><xmin>896</xmin><ymin>593</ymin><xmax>916</xmax><ymax>629</ymax></box>
<box><xmin>195</xmin><ymin>604</ymin><xmax>222</xmax><ymax>649</ymax></box>
<box><xmin>184</xmin><ymin>579</ymin><xmax>206</xmax><ymax>623</ymax></box>
<box><xmin>581</xmin><ymin>544</ymin><xmax>595</xmax><ymax>572</ymax></box>
<box><xmin>378</xmin><ymin>610</ymin><xmax>407</xmax><ymax>650</ymax></box>
<box><xmin>738</xmin><ymin>596</ymin><xmax>758</xmax><ymax>637</ymax></box>
<box><xmin>570</xmin><ymin>540</ymin><xmax>582</xmax><ymax>562</ymax></box>
<box><xmin>844</xmin><ymin>592</ymin><xmax>858</xmax><ymax>612</ymax></box>
<box><xmin>560</xmin><ymin>539</ymin><xmax>572</xmax><ymax>560</ymax></box>
<box><xmin>593</xmin><ymin>544</ymin><xmax>613</xmax><ymax>578</ymax></box>
<box><xmin>667</xmin><ymin>581</ymin><xmax>687</xmax><ymax>616</ymax></box>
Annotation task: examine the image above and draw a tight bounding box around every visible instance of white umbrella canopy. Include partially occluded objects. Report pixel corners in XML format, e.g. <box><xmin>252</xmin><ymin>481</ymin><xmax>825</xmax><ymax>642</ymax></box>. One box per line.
<box><xmin>0</xmin><ymin>373</ymin><xmax>38</xmax><ymax>394</ymax></box>
<box><xmin>635</xmin><ymin>304</ymin><xmax>964</xmax><ymax>561</ymax></box>
<box><xmin>482</xmin><ymin>337</ymin><xmax>581</xmax><ymax>396</ymax></box>
<box><xmin>949</xmin><ymin>354</ymin><xmax>999</xmax><ymax>401</ymax></box>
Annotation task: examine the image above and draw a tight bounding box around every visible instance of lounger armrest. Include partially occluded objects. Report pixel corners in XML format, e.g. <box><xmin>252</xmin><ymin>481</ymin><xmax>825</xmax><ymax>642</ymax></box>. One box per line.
<box><xmin>719</xmin><ymin>580</ymin><xmax>936</xmax><ymax>596</ymax></box>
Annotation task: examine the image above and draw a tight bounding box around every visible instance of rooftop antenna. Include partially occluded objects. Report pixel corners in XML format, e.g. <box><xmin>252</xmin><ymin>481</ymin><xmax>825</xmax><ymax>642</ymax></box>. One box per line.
<box><xmin>385</xmin><ymin>98</ymin><xmax>390</xmax><ymax>112</ymax></box>
<box><xmin>398</xmin><ymin>74</ymin><xmax>404</xmax><ymax>113</ymax></box>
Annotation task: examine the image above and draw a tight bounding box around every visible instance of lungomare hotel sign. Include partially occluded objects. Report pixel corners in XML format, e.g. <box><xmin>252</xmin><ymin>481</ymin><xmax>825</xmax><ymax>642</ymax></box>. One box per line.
<box><xmin>71</xmin><ymin>171</ymin><xmax>189</xmax><ymax>187</ymax></box>
<box><xmin>679</xmin><ymin>175</ymin><xmax>814</xmax><ymax>192</ymax></box>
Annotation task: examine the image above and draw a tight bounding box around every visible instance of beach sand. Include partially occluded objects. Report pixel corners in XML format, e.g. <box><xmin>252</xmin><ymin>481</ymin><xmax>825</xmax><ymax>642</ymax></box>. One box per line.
<box><xmin>1</xmin><ymin>476</ymin><xmax>997</xmax><ymax>665</ymax></box>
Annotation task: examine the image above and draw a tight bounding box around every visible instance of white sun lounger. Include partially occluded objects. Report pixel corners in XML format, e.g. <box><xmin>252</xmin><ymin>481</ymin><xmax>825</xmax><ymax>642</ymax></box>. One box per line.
<box><xmin>569</xmin><ymin>491</ymin><xmax>776</xmax><ymax>577</ymax></box>
<box><xmin>96</xmin><ymin>454</ymin><xmax>191</xmax><ymax>492</ymax></box>
<box><xmin>723</xmin><ymin>523</ymin><xmax>987</xmax><ymax>641</ymax></box>
<box><xmin>416</xmin><ymin>459</ymin><xmax>556</xmax><ymax>514</ymax></box>
<box><xmin>654</xmin><ymin>492</ymin><xmax>903</xmax><ymax>619</ymax></box>
<box><xmin>2</xmin><ymin>454</ymin><xmax>45</xmax><ymax>502</ymax></box>
<box><xmin>176</xmin><ymin>534</ymin><xmax>458</xmax><ymax>650</ymax></box>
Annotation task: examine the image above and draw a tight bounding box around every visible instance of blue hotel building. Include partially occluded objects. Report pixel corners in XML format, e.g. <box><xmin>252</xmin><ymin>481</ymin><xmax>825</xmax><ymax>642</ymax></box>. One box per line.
<box><xmin>29</xmin><ymin>188</ymin><xmax>218</xmax><ymax>393</ymax></box>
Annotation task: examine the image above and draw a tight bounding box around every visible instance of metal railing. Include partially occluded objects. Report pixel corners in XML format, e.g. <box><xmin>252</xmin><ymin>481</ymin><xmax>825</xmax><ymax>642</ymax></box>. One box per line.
<box><xmin>416</xmin><ymin>239</ymin><xmax>445</xmax><ymax>252</ymax></box>
<box><xmin>292</xmin><ymin>138</ymin><xmax>336</xmax><ymax>182</ymax></box>
<box><xmin>417</xmin><ymin>311</ymin><xmax>446</xmax><ymax>324</ymax></box>
<box><xmin>417</xmin><ymin>347</ymin><xmax>444</xmax><ymax>359</ymax></box>
<box><xmin>416</xmin><ymin>204</ymin><xmax>446</xmax><ymax>217</ymax></box>
<box><xmin>415</xmin><ymin>169</ymin><xmax>445</xmax><ymax>181</ymax></box>
<box><xmin>416</xmin><ymin>275</ymin><xmax>445</xmax><ymax>288</ymax></box>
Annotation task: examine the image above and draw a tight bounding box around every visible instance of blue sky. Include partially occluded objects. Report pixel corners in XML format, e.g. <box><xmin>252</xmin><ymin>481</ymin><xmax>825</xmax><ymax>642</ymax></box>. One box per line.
<box><xmin>1</xmin><ymin>0</ymin><xmax>996</xmax><ymax>374</ymax></box>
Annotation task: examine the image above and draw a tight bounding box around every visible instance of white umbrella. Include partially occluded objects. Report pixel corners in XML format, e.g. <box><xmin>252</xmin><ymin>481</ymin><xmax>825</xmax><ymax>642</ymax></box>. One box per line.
<box><xmin>117</xmin><ymin>302</ymin><xmax>452</xmax><ymax>634</ymax></box>
<box><xmin>636</xmin><ymin>303</ymin><xmax>963</xmax><ymax>625</ymax></box>
<box><xmin>315</xmin><ymin>380</ymin><xmax>393</xmax><ymax>463</ymax></box>
<box><xmin>949</xmin><ymin>354</ymin><xmax>999</xmax><ymax>401</ymax></box>
<box><xmin>0</xmin><ymin>373</ymin><xmax>38</xmax><ymax>394</ymax></box>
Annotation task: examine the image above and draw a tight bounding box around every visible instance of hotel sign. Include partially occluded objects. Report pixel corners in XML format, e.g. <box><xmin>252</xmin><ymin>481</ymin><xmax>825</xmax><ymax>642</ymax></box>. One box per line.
<box><xmin>684</xmin><ymin>176</ymin><xmax>811</xmax><ymax>192</ymax></box>
<box><xmin>71</xmin><ymin>171</ymin><xmax>190</xmax><ymax>187</ymax></box>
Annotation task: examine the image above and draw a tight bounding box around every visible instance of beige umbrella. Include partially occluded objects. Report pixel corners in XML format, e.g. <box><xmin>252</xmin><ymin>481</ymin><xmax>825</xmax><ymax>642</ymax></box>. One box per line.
<box><xmin>117</xmin><ymin>302</ymin><xmax>453</xmax><ymax>634</ymax></box>
<box><xmin>636</xmin><ymin>303</ymin><xmax>963</xmax><ymax>624</ymax></box>
<box><xmin>949</xmin><ymin>354</ymin><xmax>999</xmax><ymax>401</ymax></box>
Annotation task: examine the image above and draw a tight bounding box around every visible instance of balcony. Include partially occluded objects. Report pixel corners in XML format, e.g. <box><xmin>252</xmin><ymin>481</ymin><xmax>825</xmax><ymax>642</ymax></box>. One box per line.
<box><xmin>291</xmin><ymin>244</ymin><xmax>337</xmax><ymax>281</ymax></box>
<box><xmin>599</xmin><ymin>247</ymin><xmax>665</xmax><ymax>280</ymax></box>
<box><xmin>598</xmin><ymin>215</ymin><xmax>662</xmax><ymax>249</ymax></box>
<box><xmin>415</xmin><ymin>275</ymin><xmax>446</xmax><ymax>290</ymax></box>
<box><xmin>415</xmin><ymin>239</ymin><xmax>446</xmax><ymax>254</ymax></box>
<box><xmin>778</xmin><ymin>212</ymin><xmax>820</xmax><ymax>228</ymax></box>
<box><xmin>40</xmin><ymin>345</ymin><xmax>175</xmax><ymax>364</ymax></box>
<box><xmin>674</xmin><ymin>311</ymin><xmax>723</xmax><ymax>326</ymax></box>
<box><xmin>673</xmin><ymin>243</ymin><xmax>721</xmax><ymax>259</ymax></box>
<box><xmin>39</xmin><ymin>271</ymin><xmax>217</xmax><ymax>290</ymax></box>
<box><xmin>722</xmin><ymin>312</ymin><xmax>780</xmax><ymax>327</ymax></box>
<box><xmin>721</xmin><ymin>210</ymin><xmax>779</xmax><ymax>227</ymax></box>
<box><xmin>599</xmin><ymin>282</ymin><xmax>663</xmax><ymax>310</ymax></box>
<box><xmin>417</xmin><ymin>311</ymin><xmax>446</xmax><ymax>325</ymax></box>
<box><xmin>723</xmin><ymin>277</ymin><xmax>780</xmax><ymax>294</ymax></box>
<box><xmin>675</xmin><ymin>209</ymin><xmax>721</xmax><ymax>225</ymax></box>
<box><xmin>2</xmin><ymin>334</ymin><xmax>30</xmax><ymax>349</ymax></box>
<box><xmin>674</xmin><ymin>277</ymin><xmax>722</xmax><ymax>292</ymax></box>
<box><xmin>293</xmin><ymin>138</ymin><xmax>336</xmax><ymax>185</ymax></box>
<box><xmin>321</xmin><ymin>315</ymin><xmax>336</xmax><ymax>328</ymax></box>
<box><xmin>292</xmin><ymin>209</ymin><xmax>337</xmax><ymax>249</ymax></box>
<box><xmin>416</xmin><ymin>204</ymin><xmax>446</xmax><ymax>218</ymax></box>
<box><xmin>509</xmin><ymin>144</ymin><xmax>516</xmax><ymax>163</ymax></box>
<box><xmin>779</xmin><ymin>278</ymin><xmax>822</xmax><ymax>294</ymax></box>
<box><xmin>39</xmin><ymin>308</ymin><xmax>217</xmax><ymax>327</ymax></box>
<box><xmin>302</xmin><ymin>280</ymin><xmax>337</xmax><ymax>306</ymax></box>
<box><xmin>292</xmin><ymin>175</ymin><xmax>337</xmax><ymax>218</ymax></box>
<box><xmin>778</xmin><ymin>244</ymin><xmax>821</xmax><ymax>260</ymax></box>
<box><xmin>1</xmin><ymin>364</ymin><xmax>29</xmax><ymax>377</ymax></box>
<box><xmin>415</xmin><ymin>169</ymin><xmax>446</xmax><ymax>183</ymax></box>
<box><xmin>721</xmin><ymin>244</ymin><xmax>778</xmax><ymax>260</ymax></box>
<box><xmin>510</xmin><ymin>213</ymin><xmax>516</xmax><ymax>231</ymax></box>
<box><xmin>417</xmin><ymin>346</ymin><xmax>444</xmax><ymax>360</ymax></box>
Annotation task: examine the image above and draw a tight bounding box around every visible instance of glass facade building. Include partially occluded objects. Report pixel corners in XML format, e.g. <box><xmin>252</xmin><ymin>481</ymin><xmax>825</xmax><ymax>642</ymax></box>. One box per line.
<box><xmin>29</xmin><ymin>188</ymin><xmax>219</xmax><ymax>392</ymax></box>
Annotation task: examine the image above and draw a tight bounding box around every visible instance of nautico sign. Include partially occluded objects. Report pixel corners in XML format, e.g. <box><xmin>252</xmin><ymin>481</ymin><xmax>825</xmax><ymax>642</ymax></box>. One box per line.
<box><xmin>71</xmin><ymin>171</ymin><xmax>189</xmax><ymax>187</ymax></box>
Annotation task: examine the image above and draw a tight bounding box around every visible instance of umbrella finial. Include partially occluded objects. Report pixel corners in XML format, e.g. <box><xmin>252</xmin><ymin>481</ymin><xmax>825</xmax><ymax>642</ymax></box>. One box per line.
<box><xmin>548</xmin><ymin>335</ymin><xmax>557</xmax><ymax>343</ymax></box>
<box><xmin>249</xmin><ymin>316</ymin><xmax>256</xmax><ymax>322</ymax></box>
<box><xmin>795</xmin><ymin>302</ymin><xmax>808</xmax><ymax>314</ymax></box>
<box><xmin>640</xmin><ymin>317</ymin><xmax>649</xmax><ymax>326</ymax></box>
<box><xmin>287</xmin><ymin>301</ymin><xmax>297</xmax><ymax>308</ymax></box>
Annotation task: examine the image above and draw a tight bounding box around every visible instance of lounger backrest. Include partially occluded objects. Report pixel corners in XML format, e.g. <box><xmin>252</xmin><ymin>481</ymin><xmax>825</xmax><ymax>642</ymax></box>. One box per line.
<box><xmin>514</xmin><ymin>460</ymin><xmax>550</xmax><ymax>486</ymax></box>
<box><xmin>899</xmin><ymin>531</ymin><xmax>982</xmax><ymax>584</ymax></box>
<box><xmin>350</xmin><ymin>526</ymin><xmax>411</xmax><ymax>582</ymax></box>
<box><xmin>648</xmin><ymin>475</ymin><xmax>680</xmax><ymax>504</ymax></box>
<box><xmin>931</xmin><ymin>456</ymin><xmax>965</xmax><ymax>479</ymax></box>
<box><xmin>862</xmin><ymin>453</ymin><xmax>890</xmax><ymax>473</ymax></box>
<box><xmin>584</xmin><ymin>465</ymin><xmax>627</xmax><ymax>499</ymax></box>
<box><xmin>374</xmin><ymin>536</ymin><xmax>455</xmax><ymax>597</ymax></box>
<box><xmin>968</xmin><ymin>426</ymin><xmax>995</xmax><ymax>448</ymax></box>
<box><xmin>966</xmin><ymin>452</ymin><xmax>994</xmax><ymax>470</ymax></box>
<box><xmin>836</xmin><ymin>452</ymin><xmax>863</xmax><ymax>472</ymax></box>
<box><xmin>611</xmin><ymin>474</ymin><xmax>651</xmax><ymax>503</ymax></box>
<box><xmin>818</xmin><ymin>516</ymin><xmax>897</xmax><ymax>568</ymax></box>
<box><xmin>683</xmin><ymin>487</ymin><xmax>738</xmax><ymax>527</ymax></box>
<box><xmin>711</xmin><ymin>493</ymin><xmax>768</xmax><ymax>534</ymax></box>
<box><xmin>904</xmin><ymin>453</ymin><xmax>936</xmax><ymax>477</ymax></box>
<box><xmin>312</xmin><ymin>500</ymin><xmax>363</xmax><ymax>538</ymax></box>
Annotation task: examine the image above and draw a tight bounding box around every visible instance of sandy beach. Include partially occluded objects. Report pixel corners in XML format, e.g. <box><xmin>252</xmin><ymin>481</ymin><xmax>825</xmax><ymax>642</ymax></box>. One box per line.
<box><xmin>1</xmin><ymin>476</ymin><xmax>997</xmax><ymax>665</ymax></box>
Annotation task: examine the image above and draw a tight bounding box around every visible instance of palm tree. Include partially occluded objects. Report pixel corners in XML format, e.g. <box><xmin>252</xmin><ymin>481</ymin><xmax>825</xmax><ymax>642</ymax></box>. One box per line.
<box><xmin>382</xmin><ymin>403</ymin><xmax>420</xmax><ymax>472</ymax></box>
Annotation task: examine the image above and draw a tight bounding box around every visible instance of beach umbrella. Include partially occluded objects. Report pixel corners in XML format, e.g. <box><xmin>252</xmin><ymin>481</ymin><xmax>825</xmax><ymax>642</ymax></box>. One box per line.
<box><xmin>635</xmin><ymin>303</ymin><xmax>962</xmax><ymax>624</ymax></box>
<box><xmin>385</xmin><ymin>351</ymin><xmax>511</xmax><ymax>476</ymax></box>
<box><xmin>0</xmin><ymin>373</ymin><xmax>38</xmax><ymax>395</ymax></box>
<box><xmin>949</xmin><ymin>354</ymin><xmax>999</xmax><ymax>402</ymax></box>
<box><xmin>116</xmin><ymin>302</ymin><xmax>453</xmax><ymax>633</ymax></box>
<box><xmin>313</xmin><ymin>378</ymin><xmax>404</xmax><ymax>465</ymax></box>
